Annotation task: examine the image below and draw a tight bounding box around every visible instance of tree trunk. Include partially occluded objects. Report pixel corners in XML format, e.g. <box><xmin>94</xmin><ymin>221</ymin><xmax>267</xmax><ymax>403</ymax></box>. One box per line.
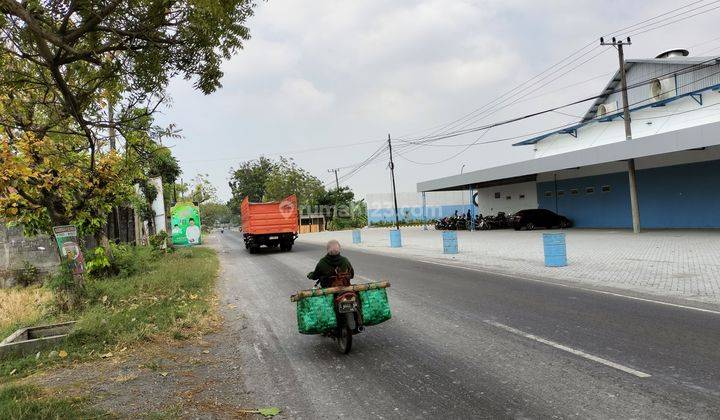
<box><xmin>94</xmin><ymin>225</ymin><xmax>114</xmax><ymax>259</ymax></box>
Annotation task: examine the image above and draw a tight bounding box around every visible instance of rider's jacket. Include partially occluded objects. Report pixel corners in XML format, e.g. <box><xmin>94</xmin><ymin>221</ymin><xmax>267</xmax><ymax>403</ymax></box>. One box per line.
<box><xmin>308</xmin><ymin>254</ymin><xmax>354</xmax><ymax>288</ymax></box>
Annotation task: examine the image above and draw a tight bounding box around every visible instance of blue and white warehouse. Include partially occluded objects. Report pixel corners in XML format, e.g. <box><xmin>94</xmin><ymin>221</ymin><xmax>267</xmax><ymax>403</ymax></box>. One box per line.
<box><xmin>417</xmin><ymin>49</ymin><xmax>720</xmax><ymax>229</ymax></box>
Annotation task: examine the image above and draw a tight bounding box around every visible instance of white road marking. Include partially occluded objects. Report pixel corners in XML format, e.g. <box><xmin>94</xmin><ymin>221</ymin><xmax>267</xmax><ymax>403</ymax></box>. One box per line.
<box><xmin>484</xmin><ymin>320</ymin><xmax>652</xmax><ymax>378</ymax></box>
<box><xmin>416</xmin><ymin>259</ymin><xmax>720</xmax><ymax>316</ymax></box>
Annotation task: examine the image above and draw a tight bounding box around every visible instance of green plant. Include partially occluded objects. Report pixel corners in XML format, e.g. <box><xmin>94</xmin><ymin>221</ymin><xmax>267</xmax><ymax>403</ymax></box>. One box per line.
<box><xmin>2</xmin><ymin>247</ymin><xmax>219</xmax><ymax>380</ymax></box>
<box><xmin>369</xmin><ymin>219</ymin><xmax>435</xmax><ymax>228</ymax></box>
<box><xmin>46</xmin><ymin>267</ymin><xmax>84</xmax><ymax>311</ymax></box>
<box><xmin>85</xmin><ymin>247</ymin><xmax>116</xmax><ymax>278</ymax></box>
<box><xmin>0</xmin><ymin>384</ymin><xmax>103</xmax><ymax>419</ymax></box>
<box><xmin>110</xmin><ymin>244</ymin><xmax>155</xmax><ymax>278</ymax></box>
<box><xmin>13</xmin><ymin>261</ymin><xmax>41</xmax><ymax>287</ymax></box>
<box><xmin>149</xmin><ymin>231</ymin><xmax>169</xmax><ymax>251</ymax></box>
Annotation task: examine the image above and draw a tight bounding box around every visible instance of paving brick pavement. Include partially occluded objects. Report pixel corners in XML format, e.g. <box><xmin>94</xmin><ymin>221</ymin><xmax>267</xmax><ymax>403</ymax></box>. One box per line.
<box><xmin>297</xmin><ymin>227</ymin><xmax>720</xmax><ymax>305</ymax></box>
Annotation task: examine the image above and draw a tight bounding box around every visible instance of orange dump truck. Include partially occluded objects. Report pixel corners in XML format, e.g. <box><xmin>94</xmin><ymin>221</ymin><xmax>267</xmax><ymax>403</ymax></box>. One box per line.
<box><xmin>241</xmin><ymin>195</ymin><xmax>299</xmax><ymax>253</ymax></box>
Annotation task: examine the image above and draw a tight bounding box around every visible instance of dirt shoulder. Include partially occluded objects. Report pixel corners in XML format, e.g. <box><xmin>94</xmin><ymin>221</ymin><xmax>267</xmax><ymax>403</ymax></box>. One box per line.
<box><xmin>25</xmin><ymin>328</ymin><xmax>252</xmax><ymax>418</ymax></box>
<box><xmin>3</xmin><ymin>238</ymin><xmax>269</xmax><ymax>419</ymax></box>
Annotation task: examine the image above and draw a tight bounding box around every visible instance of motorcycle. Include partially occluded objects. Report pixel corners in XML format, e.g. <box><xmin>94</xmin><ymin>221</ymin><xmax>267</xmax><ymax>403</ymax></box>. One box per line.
<box><xmin>316</xmin><ymin>272</ymin><xmax>363</xmax><ymax>354</ymax></box>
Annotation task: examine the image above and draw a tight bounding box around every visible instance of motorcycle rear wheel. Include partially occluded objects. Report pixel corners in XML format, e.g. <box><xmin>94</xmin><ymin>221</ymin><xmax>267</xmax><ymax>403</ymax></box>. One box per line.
<box><xmin>336</xmin><ymin>326</ymin><xmax>353</xmax><ymax>354</ymax></box>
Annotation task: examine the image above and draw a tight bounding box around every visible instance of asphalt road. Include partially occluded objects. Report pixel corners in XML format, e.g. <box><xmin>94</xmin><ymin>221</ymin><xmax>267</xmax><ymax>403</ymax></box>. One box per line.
<box><xmin>213</xmin><ymin>231</ymin><xmax>720</xmax><ymax>419</ymax></box>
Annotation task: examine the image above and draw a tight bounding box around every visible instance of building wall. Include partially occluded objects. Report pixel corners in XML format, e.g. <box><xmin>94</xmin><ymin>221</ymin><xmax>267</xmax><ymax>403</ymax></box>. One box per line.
<box><xmin>0</xmin><ymin>226</ymin><xmax>59</xmax><ymax>288</ymax></box>
<box><xmin>366</xmin><ymin>191</ymin><xmax>470</xmax><ymax>223</ymax></box>
<box><xmin>537</xmin><ymin>159</ymin><xmax>720</xmax><ymax>228</ymax></box>
<box><xmin>476</xmin><ymin>182</ymin><xmax>538</xmax><ymax>216</ymax></box>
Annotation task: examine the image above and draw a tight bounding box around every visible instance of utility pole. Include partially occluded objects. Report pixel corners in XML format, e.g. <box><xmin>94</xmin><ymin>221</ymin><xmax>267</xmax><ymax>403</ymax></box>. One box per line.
<box><xmin>327</xmin><ymin>168</ymin><xmax>340</xmax><ymax>190</ymax></box>
<box><xmin>387</xmin><ymin>134</ymin><xmax>400</xmax><ymax>229</ymax></box>
<box><xmin>601</xmin><ymin>36</ymin><xmax>640</xmax><ymax>233</ymax></box>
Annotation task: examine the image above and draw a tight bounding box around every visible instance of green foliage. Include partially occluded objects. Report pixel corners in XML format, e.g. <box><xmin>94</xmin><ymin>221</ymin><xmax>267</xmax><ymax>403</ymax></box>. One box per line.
<box><xmin>228</xmin><ymin>156</ymin><xmax>325</xmax><ymax>209</ymax></box>
<box><xmin>228</xmin><ymin>156</ymin><xmax>277</xmax><ymax>207</ymax></box>
<box><xmin>85</xmin><ymin>247</ymin><xmax>113</xmax><ymax>278</ymax></box>
<box><xmin>1</xmin><ymin>247</ymin><xmax>219</xmax><ymax>380</ymax></box>
<box><xmin>200</xmin><ymin>201</ymin><xmax>234</xmax><ymax>229</ymax></box>
<box><xmin>315</xmin><ymin>186</ymin><xmax>355</xmax><ymax>221</ymax></box>
<box><xmin>0</xmin><ymin>384</ymin><xmax>104</xmax><ymax>419</ymax></box>
<box><xmin>258</xmin><ymin>407</ymin><xmax>282</xmax><ymax>418</ymax></box>
<box><xmin>0</xmin><ymin>1</ymin><xmax>254</xmax><ymax>236</ymax></box>
<box><xmin>149</xmin><ymin>231</ymin><xmax>169</xmax><ymax>251</ymax></box>
<box><xmin>86</xmin><ymin>243</ymin><xmax>155</xmax><ymax>279</ymax></box>
<box><xmin>189</xmin><ymin>174</ymin><xmax>218</xmax><ymax>204</ymax></box>
<box><xmin>370</xmin><ymin>219</ymin><xmax>433</xmax><ymax>227</ymax></box>
<box><xmin>111</xmin><ymin>244</ymin><xmax>155</xmax><ymax>278</ymax></box>
<box><xmin>13</xmin><ymin>261</ymin><xmax>41</xmax><ymax>287</ymax></box>
<box><xmin>264</xmin><ymin>157</ymin><xmax>325</xmax><ymax>205</ymax></box>
<box><xmin>326</xmin><ymin>199</ymin><xmax>367</xmax><ymax>230</ymax></box>
<box><xmin>148</xmin><ymin>148</ymin><xmax>181</xmax><ymax>184</ymax></box>
<box><xmin>45</xmin><ymin>266</ymin><xmax>85</xmax><ymax>312</ymax></box>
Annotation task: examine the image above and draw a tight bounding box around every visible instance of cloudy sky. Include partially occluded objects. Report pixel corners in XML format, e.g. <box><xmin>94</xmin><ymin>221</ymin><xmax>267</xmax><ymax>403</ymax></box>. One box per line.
<box><xmin>157</xmin><ymin>0</ymin><xmax>720</xmax><ymax>202</ymax></box>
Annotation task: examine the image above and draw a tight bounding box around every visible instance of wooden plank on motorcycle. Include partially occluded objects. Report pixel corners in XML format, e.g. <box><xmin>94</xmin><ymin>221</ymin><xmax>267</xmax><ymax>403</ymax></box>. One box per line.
<box><xmin>290</xmin><ymin>281</ymin><xmax>390</xmax><ymax>302</ymax></box>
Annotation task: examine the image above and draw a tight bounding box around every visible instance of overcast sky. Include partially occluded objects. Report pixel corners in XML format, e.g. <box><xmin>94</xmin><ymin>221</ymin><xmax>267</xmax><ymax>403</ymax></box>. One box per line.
<box><xmin>156</xmin><ymin>0</ymin><xmax>720</xmax><ymax>202</ymax></box>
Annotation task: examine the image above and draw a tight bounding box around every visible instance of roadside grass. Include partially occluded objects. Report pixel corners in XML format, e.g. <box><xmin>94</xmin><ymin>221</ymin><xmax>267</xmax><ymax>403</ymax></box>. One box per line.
<box><xmin>0</xmin><ymin>384</ymin><xmax>105</xmax><ymax>419</ymax></box>
<box><xmin>0</xmin><ymin>246</ymin><xmax>219</xmax><ymax>380</ymax></box>
<box><xmin>0</xmin><ymin>286</ymin><xmax>53</xmax><ymax>339</ymax></box>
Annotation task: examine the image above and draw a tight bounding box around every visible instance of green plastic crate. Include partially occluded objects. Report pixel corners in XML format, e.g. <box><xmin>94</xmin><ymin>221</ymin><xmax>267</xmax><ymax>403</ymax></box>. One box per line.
<box><xmin>359</xmin><ymin>288</ymin><xmax>392</xmax><ymax>326</ymax></box>
<box><xmin>296</xmin><ymin>294</ymin><xmax>337</xmax><ymax>334</ymax></box>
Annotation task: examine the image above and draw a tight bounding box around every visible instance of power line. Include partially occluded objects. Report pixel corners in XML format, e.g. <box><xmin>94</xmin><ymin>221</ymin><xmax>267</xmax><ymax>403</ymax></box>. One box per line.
<box><xmin>183</xmin><ymin>138</ymin><xmax>384</xmax><ymax>164</ymax></box>
<box><xmin>623</xmin><ymin>1</ymin><xmax>720</xmax><ymax>38</ymax></box>
<box><xmin>604</xmin><ymin>0</ymin><xmax>711</xmax><ymax>37</ymax></box>
<box><xmin>396</xmin><ymin>63</ymin><xmax>720</xmax><ymax>163</ymax></box>
<box><xmin>396</xmin><ymin>55</ymin><xmax>720</xmax><ymax>150</ymax></box>
<box><xmin>396</xmin><ymin>0</ymin><xmax>720</xmax><ymax>146</ymax></box>
<box><xmin>397</xmin><ymin>129</ymin><xmax>491</xmax><ymax>165</ymax></box>
<box><xmin>321</xmin><ymin>1</ymin><xmax>720</xmax><ymax>186</ymax></box>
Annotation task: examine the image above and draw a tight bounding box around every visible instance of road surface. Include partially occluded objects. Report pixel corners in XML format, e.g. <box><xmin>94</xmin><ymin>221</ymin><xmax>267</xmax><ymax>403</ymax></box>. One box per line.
<box><xmin>213</xmin><ymin>231</ymin><xmax>720</xmax><ymax>418</ymax></box>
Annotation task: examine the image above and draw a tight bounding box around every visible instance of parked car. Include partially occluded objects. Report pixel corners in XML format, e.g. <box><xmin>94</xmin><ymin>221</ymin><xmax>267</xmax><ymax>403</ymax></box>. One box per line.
<box><xmin>512</xmin><ymin>209</ymin><xmax>572</xmax><ymax>230</ymax></box>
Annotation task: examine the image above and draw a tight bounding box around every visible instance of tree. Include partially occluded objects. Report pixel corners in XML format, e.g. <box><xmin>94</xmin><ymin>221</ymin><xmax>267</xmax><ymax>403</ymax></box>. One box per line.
<box><xmin>200</xmin><ymin>201</ymin><xmax>233</xmax><ymax>229</ymax></box>
<box><xmin>264</xmin><ymin>157</ymin><xmax>325</xmax><ymax>206</ymax></box>
<box><xmin>228</xmin><ymin>156</ymin><xmax>276</xmax><ymax>210</ymax></box>
<box><xmin>0</xmin><ymin>0</ymin><xmax>254</xmax><ymax>237</ymax></box>
<box><xmin>316</xmin><ymin>186</ymin><xmax>354</xmax><ymax>222</ymax></box>
<box><xmin>189</xmin><ymin>173</ymin><xmax>217</xmax><ymax>204</ymax></box>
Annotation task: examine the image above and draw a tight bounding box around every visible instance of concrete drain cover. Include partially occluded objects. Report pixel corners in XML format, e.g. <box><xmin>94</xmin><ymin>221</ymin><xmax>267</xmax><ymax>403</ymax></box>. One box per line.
<box><xmin>0</xmin><ymin>321</ymin><xmax>76</xmax><ymax>359</ymax></box>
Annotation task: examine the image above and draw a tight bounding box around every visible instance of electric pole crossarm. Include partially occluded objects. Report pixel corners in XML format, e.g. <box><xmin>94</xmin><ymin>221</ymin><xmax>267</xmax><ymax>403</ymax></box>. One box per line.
<box><xmin>327</xmin><ymin>168</ymin><xmax>340</xmax><ymax>190</ymax></box>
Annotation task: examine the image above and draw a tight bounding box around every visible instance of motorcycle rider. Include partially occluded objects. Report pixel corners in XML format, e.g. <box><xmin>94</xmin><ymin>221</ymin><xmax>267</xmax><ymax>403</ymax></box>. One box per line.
<box><xmin>307</xmin><ymin>239</ymin><xmax>354</xmax><ymax>288</ymax></box>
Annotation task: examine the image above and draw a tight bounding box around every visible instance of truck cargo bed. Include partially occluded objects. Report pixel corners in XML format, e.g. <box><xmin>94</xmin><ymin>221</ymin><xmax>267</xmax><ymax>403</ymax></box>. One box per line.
<box><xmin>241</xmin><ymin>195</ymin><xmax>298</xmax><ymax>235</ymax></box>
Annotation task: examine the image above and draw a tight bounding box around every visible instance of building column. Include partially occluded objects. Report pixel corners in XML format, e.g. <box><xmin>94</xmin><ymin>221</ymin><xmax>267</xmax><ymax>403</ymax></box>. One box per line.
<box><xmin>422</xmin><ymin>192</ymin><xmax>427</xmax><ymax>230</ymax></box>
<box><xmin>469</xmin><ymin>185</ymin><xmax>476</xmax><ymax>231</ymax></box>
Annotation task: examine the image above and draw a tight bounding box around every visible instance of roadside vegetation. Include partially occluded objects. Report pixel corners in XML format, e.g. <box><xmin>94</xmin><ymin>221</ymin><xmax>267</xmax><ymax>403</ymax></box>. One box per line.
<box><xmin>0</xmin><ymin>287</ymin><xmax>52</xmax><ymax>340</ymax></box>
<box><xmin>228</xmin><ymin>156</ymin><xmax>368</xmax><ymax>230</ymax></box>
<box><xmin>0</xmin><ymin>245</ymin><xmax>219</xmax><ymax>381</ymax></box>
<box><xmin>0</xmin><ymin>384</ymin><xmax>102</xmax><ymax>419</ymax></box>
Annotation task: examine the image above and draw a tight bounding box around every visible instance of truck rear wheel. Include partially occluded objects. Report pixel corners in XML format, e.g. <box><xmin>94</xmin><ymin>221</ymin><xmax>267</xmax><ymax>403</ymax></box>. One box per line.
<box><xmin>280</xmin><ymin>242</ymin><xmax>292</xmax><ymax>252</ymax></box>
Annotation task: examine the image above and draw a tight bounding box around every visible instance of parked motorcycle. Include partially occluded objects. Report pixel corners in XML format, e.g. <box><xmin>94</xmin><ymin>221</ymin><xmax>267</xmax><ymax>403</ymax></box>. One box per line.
<box><xmin>479</xmin><ymin>212</ymin><xmax>513</xmax><ymax>230</ymax></box>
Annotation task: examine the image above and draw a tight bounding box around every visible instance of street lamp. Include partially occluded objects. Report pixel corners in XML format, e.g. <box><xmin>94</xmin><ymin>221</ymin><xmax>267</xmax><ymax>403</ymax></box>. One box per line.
<box><xmin>460</xmin><ymin>164</ymin><xmax>466</xmax><ymax>174</ymax></box>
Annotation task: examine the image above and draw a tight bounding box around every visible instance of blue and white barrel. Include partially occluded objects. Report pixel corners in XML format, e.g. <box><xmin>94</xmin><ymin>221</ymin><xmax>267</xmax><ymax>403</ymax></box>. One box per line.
<box><xmin>442</xmin><ymin>231</ymin><xmax>458</xmax><ymax>254</ymax></box>
<box><xmin>389</xmin><ymin>229</ymin><xmax>402</xmax><ymax>248</ymax></box>
<box><xmin>543</xmin><ymin>233</ymin><xmax>567</xmax><ymax>267</ymax></box>
<box><xmin>352</xmin><ymin>229</ymin><xmax>361</xmax><ymax>244</ymax></box>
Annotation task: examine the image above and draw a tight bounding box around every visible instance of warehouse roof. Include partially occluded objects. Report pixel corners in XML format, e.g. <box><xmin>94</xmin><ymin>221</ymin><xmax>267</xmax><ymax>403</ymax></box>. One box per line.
<box><xmin>579</xmin><ymin>57</ymin><xmax>719</xmax><ymax>124</ymax></box>
<box><xmin>416</xmin><ymin>120</ymin><xmax>720</xmax><ymax>192</ymax></box>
